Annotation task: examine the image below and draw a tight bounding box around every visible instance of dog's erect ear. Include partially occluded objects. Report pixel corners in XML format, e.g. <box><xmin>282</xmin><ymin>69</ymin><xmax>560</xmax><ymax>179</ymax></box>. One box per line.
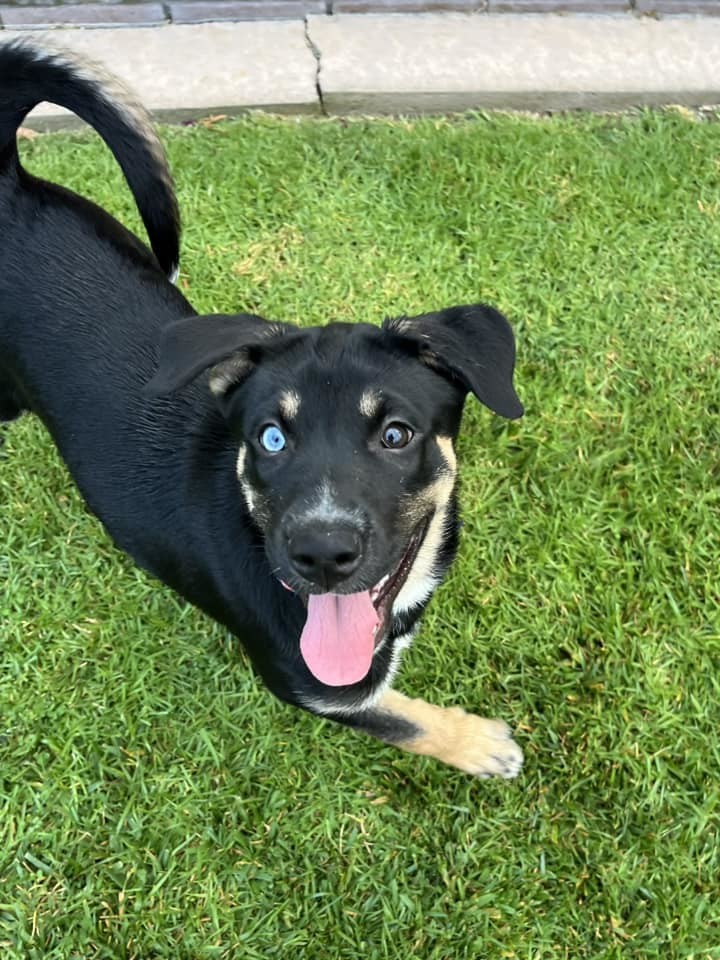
<box><xmin>383</xmin><ymin>304</ymin><xmax>523</xmax><ymax>419</ymax></box>
<box><xmin>144</xmin><ymin>313</ymin><xmax>289</xmax><ymax>397</ymax></box>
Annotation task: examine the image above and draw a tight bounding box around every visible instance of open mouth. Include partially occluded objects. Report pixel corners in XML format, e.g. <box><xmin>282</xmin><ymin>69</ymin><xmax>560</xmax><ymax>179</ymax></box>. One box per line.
<box><xmin>296</xmin><ymin>519</ymin><xmax>429</xmax><ymax>688</ymax></box>
<box><xmin>368</xmin><ymin>520</ymin><xmax>428</xmax><ymax>620</ymax></box>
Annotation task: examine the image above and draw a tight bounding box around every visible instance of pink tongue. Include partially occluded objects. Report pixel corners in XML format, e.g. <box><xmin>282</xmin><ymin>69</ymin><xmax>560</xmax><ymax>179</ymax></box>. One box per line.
<box><xmin>300</xmin><ymin>591</ymin><xmax>379</xmax><ymax>687</ymax></box>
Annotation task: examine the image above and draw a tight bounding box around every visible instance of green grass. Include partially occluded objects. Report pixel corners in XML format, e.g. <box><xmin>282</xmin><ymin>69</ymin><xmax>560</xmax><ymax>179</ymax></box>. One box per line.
<box><xmin>1</xmin><ymin>109</ymin><xmax>720</xmax><ymax>958</ymax></box>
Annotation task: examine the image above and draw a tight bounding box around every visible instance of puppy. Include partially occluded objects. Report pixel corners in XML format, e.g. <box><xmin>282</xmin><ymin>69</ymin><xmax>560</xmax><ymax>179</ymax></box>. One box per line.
<box><xmin>0</xmin><ymin>40</ymin><xmax>524</xmax><ymax>778</ymax></box>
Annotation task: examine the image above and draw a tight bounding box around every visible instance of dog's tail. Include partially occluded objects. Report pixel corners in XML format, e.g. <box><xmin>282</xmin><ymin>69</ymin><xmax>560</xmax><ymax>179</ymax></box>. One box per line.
<box><xmin>0</xmin><ymin>39</ymin><xmax>180</xmax><ymax>279</ymax></box>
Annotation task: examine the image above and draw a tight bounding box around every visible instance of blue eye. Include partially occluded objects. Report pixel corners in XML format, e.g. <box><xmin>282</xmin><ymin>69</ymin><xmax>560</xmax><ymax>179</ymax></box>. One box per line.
<box><xmin>381</xmin><ymin>422</ymin><xmax>413</xmax><ymax>449</ymax></box>
<box><xmin>259</xmin><ymin>424</ymin><xmax>287</xmax><ymax>453</ymax></box>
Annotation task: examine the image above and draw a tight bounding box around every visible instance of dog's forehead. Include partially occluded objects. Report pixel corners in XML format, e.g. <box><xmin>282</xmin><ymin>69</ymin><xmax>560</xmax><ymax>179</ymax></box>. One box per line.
<box><xmin>240</xmin><ymin>321</ymin><xmax>460</xmax><ymax>428</ymax></box>
<box><xmin>299</xmin><ymin>321</ymin><xmax>387</xmax><ymax>366</ymax></box>
<box><xmin>250</xmin><ymin>323</ymin><xmax>406</xmax><ymax>396</ymax></box>
<box><xmin>282</xmin><ymin>323</ymin><xmax>437</xmax><ymax>412</ymax></box>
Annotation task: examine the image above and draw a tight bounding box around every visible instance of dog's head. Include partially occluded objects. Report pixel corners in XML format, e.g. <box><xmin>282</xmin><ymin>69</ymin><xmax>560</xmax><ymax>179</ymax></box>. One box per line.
<box><xmin>146</xmin><ymin>305</ymin><xmax>522</xmax><ymax>688</ymax></box>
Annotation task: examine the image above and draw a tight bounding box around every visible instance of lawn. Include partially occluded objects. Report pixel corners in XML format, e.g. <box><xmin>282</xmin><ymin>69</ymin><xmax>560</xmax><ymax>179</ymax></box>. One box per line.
<box><xmin>1</xmin><ymin>109</ymin><xmax>719</xmax><ymax>959</ymax></box>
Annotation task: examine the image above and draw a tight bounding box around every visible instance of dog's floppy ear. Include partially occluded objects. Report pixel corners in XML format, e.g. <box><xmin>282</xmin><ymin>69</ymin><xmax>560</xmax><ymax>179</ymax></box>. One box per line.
<box><xmin>383</xmin><ymin>303</ymin><xmax>523</xmax><ymax>419</ymax></box>
<box><xmin>145</xmin><ymin>313</ymin><xmax>289</xmax><ymax>397</ymax></box>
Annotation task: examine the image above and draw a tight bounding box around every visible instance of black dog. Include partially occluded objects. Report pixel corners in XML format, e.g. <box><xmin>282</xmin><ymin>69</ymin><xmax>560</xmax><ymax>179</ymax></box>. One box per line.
<box><xmin>0</xmin><ymin>40</ymin><xmax>524</xmax><ymax>778</ymax></box>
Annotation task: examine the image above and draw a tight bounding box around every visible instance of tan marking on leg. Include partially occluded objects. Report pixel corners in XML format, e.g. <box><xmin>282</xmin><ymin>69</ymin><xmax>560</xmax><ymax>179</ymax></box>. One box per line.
<box><xmin>359</xmin><ymin>388</ymin><xmax>382</xmax><ymax>418</ymax></box>
<box><xmin>279</xmin><ymin>389</ymin><xmax>301</xmax><ymax>420</ymax></box>
<box><xmin>377</xmin><ymin>689</ymin><xmax>523</xmax><ymax>779</ymax></box>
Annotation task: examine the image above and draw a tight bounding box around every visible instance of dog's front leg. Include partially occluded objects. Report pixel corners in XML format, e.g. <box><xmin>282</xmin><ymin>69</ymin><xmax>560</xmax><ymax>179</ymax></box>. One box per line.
<box><xmin>327</xmin><ymin>689</ymin><xmax>523</xmax><ymax>779</ymax></box>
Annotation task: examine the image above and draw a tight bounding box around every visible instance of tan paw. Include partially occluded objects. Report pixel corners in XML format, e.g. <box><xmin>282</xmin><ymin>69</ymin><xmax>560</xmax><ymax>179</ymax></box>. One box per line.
<box><xmin>375</xmin><ymin>690</ymin><xmax>524</xmax><ymax>779</ymax></box>
<box><xmin>443</xmin><ymin>710</ymin><xmax>524</xmax><ymax>779</ymax></box>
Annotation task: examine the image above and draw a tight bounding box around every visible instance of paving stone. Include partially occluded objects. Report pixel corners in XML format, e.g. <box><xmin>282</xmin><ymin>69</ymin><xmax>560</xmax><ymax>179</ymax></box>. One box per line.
<box><xmin>6</xmin><ymin>8</ymin><xmax>720</xmax><ymax>121</ymax></box>
<box><xmin>489</xmin><ymin>0</ymin><xmax>628</xmax><ymax>11</ymax></box>
<box><xmin>636</xmin><ymin>0</ymin><xmax>720</xmax><ymax>13</ymax></box>
<box><xmin>332</xmin><ymin>0</ymin><xmax>483</xmax><ymax>13</ymax></box>
<box><xmin>0</xmin><ymin>1</ymin><xmax>165</xmax><ymax>24</ymax></box>
<box><xmin>308</xmin><ymin>12</ymin><xmax>720</xmax><ymax>113</ymax></box>
<box><xmin>5</xmin><ymin>22</ymin><xmax>320</xmax><ymax>125</ymax></box>
<box><xmin>168</xmin><ymin>0</ymin><xmax>325</xmax><ymax>23</ymax></box>
<box><xmin>3</xmin><ymin>1</ymin><xmax>130</xmax><ymax>5</ymax></box>
<box><xmin>3</xmin><ymin>1</ymin><xmax>127</xmax><ymax>5</ymax></box>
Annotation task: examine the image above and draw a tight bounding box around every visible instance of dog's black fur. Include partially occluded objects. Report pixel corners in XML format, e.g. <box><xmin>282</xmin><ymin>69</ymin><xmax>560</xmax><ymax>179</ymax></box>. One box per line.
<box><xmin>0</xmin><ymin>41</ymin><xmax>525</xmax><ymax>777</ymax></box>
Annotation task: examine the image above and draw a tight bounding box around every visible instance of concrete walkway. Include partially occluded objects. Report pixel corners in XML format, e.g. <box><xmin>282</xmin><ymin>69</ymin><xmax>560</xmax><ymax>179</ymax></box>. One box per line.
<box><xmin>4</xmin><ymin>11</ymin><xmax>720</xmax><ymax>126</ymax></box>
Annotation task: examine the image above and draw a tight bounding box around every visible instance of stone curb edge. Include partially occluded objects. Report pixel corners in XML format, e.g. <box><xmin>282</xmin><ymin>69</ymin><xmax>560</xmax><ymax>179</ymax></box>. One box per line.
<box><xmin>1</xmin><ymin>0</ymin><xmax>720</xmax><ymax>29</ymax></box>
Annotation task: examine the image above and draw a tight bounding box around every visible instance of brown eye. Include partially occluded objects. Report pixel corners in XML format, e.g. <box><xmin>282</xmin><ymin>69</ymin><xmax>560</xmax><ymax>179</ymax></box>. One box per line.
<box><xmin>381</xmin><ymin>422</ymin><xmax>413</xmax><ymax>449</ymax></box>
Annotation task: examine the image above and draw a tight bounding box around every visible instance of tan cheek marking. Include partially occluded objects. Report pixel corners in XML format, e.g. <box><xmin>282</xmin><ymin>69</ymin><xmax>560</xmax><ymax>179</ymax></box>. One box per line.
<box><xmin>401</xmin><ymin>435</ymin><xmax>455</xmax><ymax>526</ymax></box>
<box><xmin>376</xmin><ymin>690</ymin><xmax>523</xmax><ymax>778</ymax></box>
<box><xmin>393</xmin><ymin>479</ymin><xmax>450</xmax><ymax>605</ymax></box>
<box><xmin>236</xmin><ymin>443</ymin><xmax>256</xmax><ymax>513</ymax></box>
<box><xmin>359</xmin><ymin>389</ymin><xmax>382</xmax><ymax>418</ymax></box>
<box><xmin>410</xmin><ymin>436</ymin><xmax>457</xmax><ymax>574</ymax></box>
<box><xmin>435</xmin><ymin>435</ymin><xmax>457</xmax><ymax>475</ymax></box>
<box><xmin>236</xmin><ymin>443</ymin><xmax>269</xmax><ymax>522</ymax></box>
<box><xmin>393</xmin><ymin>444</ymin><xmax>457</xmax><ymax>612</ymax></box>
<box><xmin>236</xmin><ymin>443</ymin><xmax>247</xmax><ymax>477</ymax></box>
<box><xmin>279</xmin><ymin>390</ymin><xmax>301</xmax><ymax>420</ymax></box>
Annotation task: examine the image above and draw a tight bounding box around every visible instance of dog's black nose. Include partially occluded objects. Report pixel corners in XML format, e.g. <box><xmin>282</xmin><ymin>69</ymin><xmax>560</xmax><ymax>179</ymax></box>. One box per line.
<box><xmin>288</xmin><ymin>525</ymin><xmax>363</xmax><ymax>590</ymax></box>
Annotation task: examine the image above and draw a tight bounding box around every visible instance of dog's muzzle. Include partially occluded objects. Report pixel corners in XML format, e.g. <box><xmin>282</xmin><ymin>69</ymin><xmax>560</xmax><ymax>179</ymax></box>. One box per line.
<box><xmin>287</xmin><ymin>522</ymin><xmax>363</xmax><ymax>592</ymax></box>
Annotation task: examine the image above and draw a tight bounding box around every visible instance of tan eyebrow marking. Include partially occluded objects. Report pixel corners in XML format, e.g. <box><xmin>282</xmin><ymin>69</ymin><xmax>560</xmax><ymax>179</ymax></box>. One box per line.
<box><xmin>279</xmin><ymin>390</ymin><xmax>301</xmax><ymax>420</ymax></box>
<box><xmin>359</xmin><ymin>389</ymin><xmax>382</xmax><ymax>418</ymax></box>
